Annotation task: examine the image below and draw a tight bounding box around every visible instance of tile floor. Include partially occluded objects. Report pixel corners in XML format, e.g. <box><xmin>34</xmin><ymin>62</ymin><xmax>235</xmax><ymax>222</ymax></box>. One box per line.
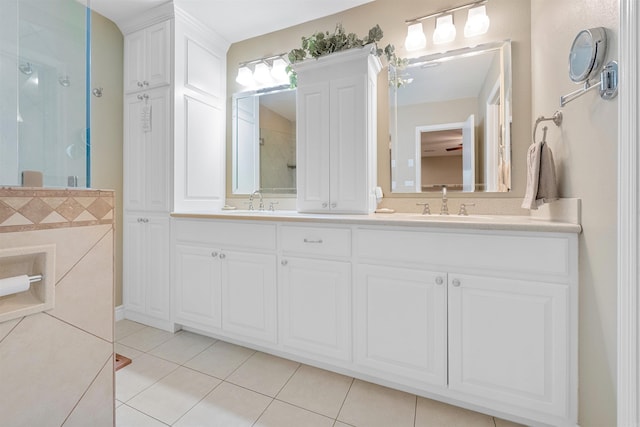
<box><xmin>115</xmin><ymin>320</ymin><xmax>526</xmax><ymax>427</ymax></box>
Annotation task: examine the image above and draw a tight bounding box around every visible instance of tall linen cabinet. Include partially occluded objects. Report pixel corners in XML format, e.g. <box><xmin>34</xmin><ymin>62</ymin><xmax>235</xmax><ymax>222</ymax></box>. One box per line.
<box><xmin>294</xmin><ymin>47</ymin><xmax>381</xmax><ymax>213</ymax></box>
<box><xmin>122</xmin><ymin>4</ymin><xmax>228</xmax><ymax>330</ymax></box>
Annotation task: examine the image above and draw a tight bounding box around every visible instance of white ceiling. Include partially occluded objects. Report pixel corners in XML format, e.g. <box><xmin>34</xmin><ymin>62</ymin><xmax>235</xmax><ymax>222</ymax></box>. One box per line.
<box><xmin>86</xmin><ymin>0</ymin><xmax>374</xmax><ymax>43</ymax></box>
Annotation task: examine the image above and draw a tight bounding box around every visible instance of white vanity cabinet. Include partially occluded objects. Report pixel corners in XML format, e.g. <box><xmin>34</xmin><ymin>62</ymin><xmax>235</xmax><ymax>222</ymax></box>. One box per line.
<box><xmin>294</xmin><ymin>47</ymin><xmax>381</xmax><ymax>214</ymax></box>
<box><xmin>124</xmin><ymin>20</ymin><xmax>171</xmax><ymax>94</ymax></box>
<box><xmin>123</xmin><ymin>213</ymin><xmax>171</xmax><ymax>330</ymax></box>
<box><xmin>169</xmin><ymin>215</ymin><xmax>579</xmax><ymax>427</ymax></box>
<box><xmin>172</xmin><ymin>219</ymin><xmax>278</xmax><ymax>344</ymax></box>
<box><xmin>123</xmin><ymin>86</ymin><xmax>171</xmax><ymax>212</ymax></box>
<box><xmin>278</xmin><ymin>225</ymin><xmax>352</xmax><ymax>362</ymax></box>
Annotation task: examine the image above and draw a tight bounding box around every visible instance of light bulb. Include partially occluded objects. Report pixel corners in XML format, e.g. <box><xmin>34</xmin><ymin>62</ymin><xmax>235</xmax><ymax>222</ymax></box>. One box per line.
<box><xmin>464</xmin><ymin>5</ymin><xmax>490</xmax><ymax>38</ymax></box>
<box><xmin>235</xmin><ymin>66</ymin><xmax>254</xmax><ymax>87</ymax></box>
<box><xmin>271</xmin><ymin>58</ymin><xmax>289</xmax><ymax>84</ymax></box>
<box><xmin>253</xmin><ymin>62</ymin><xmax>273</xmax><ymax>85</ymax></box>
<box><xmin>433</xmin><ymin>15</ymin><xmax>456</xmax><ymax>45</ymax></box>
<box><xmin>405</xmin><ymin>22</ymin><xmax>427</xmax><ymax>51</ymax></box>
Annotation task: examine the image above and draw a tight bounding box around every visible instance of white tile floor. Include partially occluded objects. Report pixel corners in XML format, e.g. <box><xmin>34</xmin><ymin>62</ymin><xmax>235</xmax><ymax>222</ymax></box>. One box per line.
<box><xmin>115</xmin><ymin>320</ymin><xmax>526</xmax><ymax>427</ymax></box>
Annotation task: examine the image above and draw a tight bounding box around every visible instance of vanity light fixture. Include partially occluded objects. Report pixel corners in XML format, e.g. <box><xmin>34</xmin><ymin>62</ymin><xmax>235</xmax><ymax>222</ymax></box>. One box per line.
<box><xmin>253</xmin><ymin>62</ymin><xmax>273</xmax><ymax>85</ymax></box>
<box><xmin>405</xmin><ymin>22</ymin><xmax>427</xmax><ymax>51</ymax></box>
<box><xmin>235</xmin><ymin>65</ymin><xmax>254</xmax><ymax>86</ymax></box>
<box><xmin>433</xmin><ymin>15</ymin><xmax>456</xmax><ymax>44</ymax></box>
<box><xmin>270</xmin><ymin>58</ymin><xmax>289</xmax><ymax>84</ymax></box>
<box><xmin>404</xmin><ymin>0</ymin><xmax>489</xmax><ymax>51</ymax></box>
<box><xmin>464</xmin><ymin>5</ymin><xmax>490</xmax><ymax>38</ymax></box>
<box><xmin>236</xmin><ymin>53</ymin><xmax>289</xmax><ymax>88</ymax></box>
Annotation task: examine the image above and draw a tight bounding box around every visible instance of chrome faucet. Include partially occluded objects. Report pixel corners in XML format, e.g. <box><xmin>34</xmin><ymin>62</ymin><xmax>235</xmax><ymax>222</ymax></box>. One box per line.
<box><xmin>440</xmin><ymin>186</ymin><xmax>449</xmax><ymax>215</ymax></box>
<box><xmin>249</xmin><ymin>190</ymin><xmax>264</xmax><ymax>211</ymax></box>
<box><xmin>416</xmin><ymin>202</ymin><xmax>431</xmax><ymax>215</ymax></box>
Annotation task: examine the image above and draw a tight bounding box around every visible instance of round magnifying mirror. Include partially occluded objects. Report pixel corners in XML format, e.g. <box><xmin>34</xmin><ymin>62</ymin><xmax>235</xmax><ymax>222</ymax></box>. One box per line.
<box><xmin>568</xmin><ymin>27</ymin><xmax>607</xmax><ymax>83</ymax></box>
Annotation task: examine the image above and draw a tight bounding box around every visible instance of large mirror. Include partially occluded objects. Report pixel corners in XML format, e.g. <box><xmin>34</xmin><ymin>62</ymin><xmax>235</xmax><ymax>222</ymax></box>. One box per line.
<box><xmin>232</xmin><ymin>86</ymin><xmax>296</xmax><ymax>195</ymax></box>
<box><xmin>389</xmin><ymin>40</ymin><xmax>512</xmax><ymax>193</ymax></box>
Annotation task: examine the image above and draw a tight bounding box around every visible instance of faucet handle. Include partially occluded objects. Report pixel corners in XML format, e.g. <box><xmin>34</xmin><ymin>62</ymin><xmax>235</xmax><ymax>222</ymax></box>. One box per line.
<box><xmin>416</xmin><ymin>202</ymin><xmax>431</xmax><ymax>215</ymax></box>
<box><xmin>269</xmin><ymin>201</ymin><xmax>279</xmax><ymax>211</ymax></box>
<box><xmin>458</xmin><ymin>203</ymin><xmax>476</xmax><ymax>216</ymax></box>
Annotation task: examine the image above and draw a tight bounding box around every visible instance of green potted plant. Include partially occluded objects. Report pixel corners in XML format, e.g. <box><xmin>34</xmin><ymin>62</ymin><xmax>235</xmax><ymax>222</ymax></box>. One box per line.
<box><xmin>287</xmin><ymin>23</ymin><xmax>406</xmax><ymax>87</ymax></box>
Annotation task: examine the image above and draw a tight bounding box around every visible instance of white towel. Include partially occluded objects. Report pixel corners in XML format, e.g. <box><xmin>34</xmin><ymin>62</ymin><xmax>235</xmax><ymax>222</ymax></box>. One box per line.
<box><xmin>521</xmin><ymin>141</ymin><xmax>558</xmax><ymax>210</ymax></box>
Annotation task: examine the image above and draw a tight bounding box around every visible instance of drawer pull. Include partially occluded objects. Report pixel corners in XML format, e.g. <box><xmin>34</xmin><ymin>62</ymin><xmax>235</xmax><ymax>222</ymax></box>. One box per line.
<box><xmin>303</xmin><ymin>238</ymin><xmax>323</xmax><ymax>244</ymax></box>
<box><xmin>452</xmin><ymin>278</ymin><xmax>461</xmax><ymax>287</ymax></box>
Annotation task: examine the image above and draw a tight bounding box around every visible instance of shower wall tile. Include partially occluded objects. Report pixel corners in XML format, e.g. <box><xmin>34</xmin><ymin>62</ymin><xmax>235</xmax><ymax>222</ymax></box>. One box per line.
<box><xmin>0</xmin><ymin>188</ymin><xmax>115</xmax><ymax>427</ymax></box>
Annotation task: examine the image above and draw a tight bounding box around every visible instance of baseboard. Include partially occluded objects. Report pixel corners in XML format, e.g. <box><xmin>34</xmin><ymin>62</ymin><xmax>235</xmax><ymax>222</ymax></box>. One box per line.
<box><xmin>114</xmin><ymin>305</ymin><xmax>125</xmax><ymax>322</ymax></box>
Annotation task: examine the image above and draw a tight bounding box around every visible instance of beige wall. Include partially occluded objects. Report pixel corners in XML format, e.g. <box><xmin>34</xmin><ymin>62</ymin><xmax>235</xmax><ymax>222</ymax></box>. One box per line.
<box><xmin>226</xmin><ymin>0</ymin><xmax>532</xmax><ymax>201</ymax></box>
<box><xmin>531</xmin><ymin>1</ymin><xmax>618</xmax><ymax>426</ymax></box>
<box><xmin>90</xmin><ymin>12</ymin><xmax>124</xmax><ymax>306</ymax></box>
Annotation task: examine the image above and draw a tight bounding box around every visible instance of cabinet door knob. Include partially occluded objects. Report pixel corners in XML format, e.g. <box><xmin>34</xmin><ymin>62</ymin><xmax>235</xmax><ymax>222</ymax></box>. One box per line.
<box><xmin>331</xmin><ymin>202</ymin><xmax>337</xmax><ymax>208</ymax></box>
<box><xmin>452</xmin><ymin>278</ymin><xmax>461</xmax><ymax>287</ymax></box>
<box><xmin>143</xmin><ymin>80</ymin><xmax>149</xmax><ymax>86</ymax></box>
<box><xmin>281</xmin><ymin>260</ymin><xmax>288</xmax><ymax>266</ymax></box>
<box><xmin>219</xmin><ymin>253</ymin><xmax>226</xmax><ymax>259</ymax></box>
<box><xmin>137</xmin><ymin>94</ymin><xmax>144</xmax><ymax>100</ymax></box>
<box><xmin>211</xmin><ymin>251</ymin><xmax>218</xmax><ymax>258</ymax></box>
<box><xmin>435</xmin><ymin>276</ymin><xmax>444</xmax><ymax>285</ymax></box>
<box><xmin>137</xmin><ymin>81</ymin><xmax>144</xmax><ymax>87</ymax></box>
<box><xmin>322</xmin><ymin>202</ymin><xmax>328</xmax><ymax>208</ymax></box>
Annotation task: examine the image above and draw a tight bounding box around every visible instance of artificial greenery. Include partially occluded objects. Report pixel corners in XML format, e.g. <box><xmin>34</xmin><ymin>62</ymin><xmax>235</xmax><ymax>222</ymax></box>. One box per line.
<box><xmin>286</xmin><ymin>23</ymin><xmax>406</xmax><ymax>87</ymax></box>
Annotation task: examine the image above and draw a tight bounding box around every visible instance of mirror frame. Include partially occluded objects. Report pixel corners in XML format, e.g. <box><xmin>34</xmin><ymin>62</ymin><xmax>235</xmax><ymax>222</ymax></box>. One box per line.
<box><xmin>389</xmin><ymin>40</ymin><xmax>512</xmax><ymax>194</ymax></box>
<box><xmin>568</xmin><ymin>27</ymin><xmax>607</xmax><ymax>83</ymax></box>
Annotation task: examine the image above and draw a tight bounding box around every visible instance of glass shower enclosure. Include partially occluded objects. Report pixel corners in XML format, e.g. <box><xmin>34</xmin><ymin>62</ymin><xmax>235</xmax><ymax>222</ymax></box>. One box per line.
<box><xmin>0</xmin><ymin>0</ymin><xmax>90</xmax><ymax>187</ymax></box>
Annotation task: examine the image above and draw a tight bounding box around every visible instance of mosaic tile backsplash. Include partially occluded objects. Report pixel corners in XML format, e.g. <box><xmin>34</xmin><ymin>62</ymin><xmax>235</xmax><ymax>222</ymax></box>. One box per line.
<box><xmin>0</xmin><ymin>188</ymin><xmax>114</xmax><ymax>233</ymax></box>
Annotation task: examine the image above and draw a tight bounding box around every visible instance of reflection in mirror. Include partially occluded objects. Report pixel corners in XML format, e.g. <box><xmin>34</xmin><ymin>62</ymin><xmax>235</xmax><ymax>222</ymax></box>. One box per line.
<box><xmin>232</xmin><ymin>86</ymin><xmax>296</xmax><ymax>195</ymax></box>
<box><xmin>389</xmin><ymin>40</ymin><xmax>512</xmax><ymax>193</ymax></box>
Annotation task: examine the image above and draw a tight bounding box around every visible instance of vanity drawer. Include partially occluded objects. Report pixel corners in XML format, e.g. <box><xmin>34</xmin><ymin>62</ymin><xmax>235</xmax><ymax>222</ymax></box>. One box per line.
<box><xmin>356</xmin><ymin>228</ymin><xmax>572</xmax><ymax>278</ymax></box>
<box><xmin>280</xmin><ymin>225</ymin><xmax>351</xmax><ymax>257</ymax></box>
<box><xmin>173</xmin><ymin>218</ymin><xmax>277</xmax><ymax>250</ymax></box>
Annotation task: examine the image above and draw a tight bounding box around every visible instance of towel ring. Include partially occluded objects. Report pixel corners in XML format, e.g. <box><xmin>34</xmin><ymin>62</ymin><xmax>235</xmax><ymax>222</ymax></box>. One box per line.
<box><xmin>533</xmin><ymin>110</ymin><xmax>563</xmax><ymax>143</ymax></box>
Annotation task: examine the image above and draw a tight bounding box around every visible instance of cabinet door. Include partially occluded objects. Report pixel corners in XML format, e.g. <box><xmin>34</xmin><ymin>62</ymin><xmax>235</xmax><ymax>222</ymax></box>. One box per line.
<box><xmin>124</xmin><ymin>28</ymin><xmax>146</xmax><ymax>93</ymax></box>
<box><xmin>144</xmin><ymin>21</ymin><xmax>171</xmax><ymax>89</ymax></box>
<box><xmin>329</xmin><ymin>75</ymin><xmax>367</xmax><ymax>213</ymax></box>
<box><xmin>123</xmin><ymin>87</ymin><xmax>170</xmax><ymax>212</ymax></box>
<box><xmin>448</xmin><ymin>274</ymin><xmax>569</xmax><ymax>417</ymax></box>
<box><xmin>280</xmin><ymin>257</ymin><xmax>351</xmax><ymax>361</ymax></box>
<box><xmin>145</xmin><ymin>216</ymin><xmax>171</xmax><ymax>320</ymax></box>
<box><xmin>123</xmin><ymin>215</ymin><xmax>146</xmax><ymax>314</ymax></box>
<box><xmin>123</xmin><ymin>215</ymin><xmax>170</xmax><ymax>323</ymax></box>
<box><xmin>174</xmin><ymin>244</ymin><xmax>222</xmax><ymax>331</ymax></box>
<box><xmin>355</xmin><ymin>264</ymin><xmax>447</xmax><ymax>387</ymax></box>
<box><xmin>124</xmin><ymin>21</ymin><xmax>170</xmax><ymax>93</ymax></box>
<box><xmin>296</xmin><ymin>81</ymin><xmax>330</xmax><ymax>212</ymax></box>
<box><xmin>221</xmin><ymin>251</ymin><xmax>277</xmax><ymax>343</ymax></box>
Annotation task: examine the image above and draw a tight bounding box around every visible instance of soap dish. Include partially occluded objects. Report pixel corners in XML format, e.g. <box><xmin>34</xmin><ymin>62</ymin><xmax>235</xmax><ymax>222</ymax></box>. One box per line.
<box><xmin>375</xmin><ymin>208</ymin><xmax>395</xmax><ymax>214</ymax></box>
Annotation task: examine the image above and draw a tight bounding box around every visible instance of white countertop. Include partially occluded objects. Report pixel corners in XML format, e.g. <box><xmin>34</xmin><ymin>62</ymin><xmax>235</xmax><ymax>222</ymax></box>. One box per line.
<box><xmin>171</xmin><ymin>210</ymin><xmax>582</xmax><ymax>234</ymax></box>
